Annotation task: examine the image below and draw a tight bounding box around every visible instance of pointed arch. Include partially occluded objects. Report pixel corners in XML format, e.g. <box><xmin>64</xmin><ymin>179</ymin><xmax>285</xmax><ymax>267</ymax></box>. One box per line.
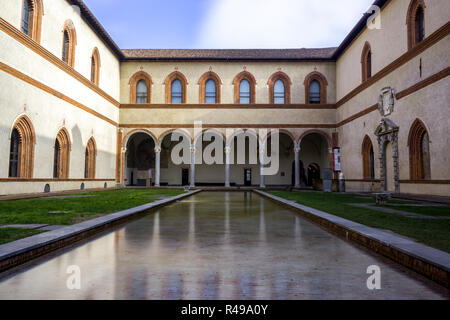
<box><xmin>9</xmin><ymin>115</ymin><xmax>36</xmax><ymax>178</ymax></box>
<box><xmin>54</xmin><ymin>128</ymin><xmax>71</xmax><ymax>179</ymax></box>
<box><xmin>268</xmin><ymin>71</ymin><xmax>292</xmax><ymax>104</ymax></box>
<box><xmin>408</xmin><ymin>118</ymin><xmax>431</xmax><ymax>180</ymax></box>
<box><xmin>304</xmin><ymin>71</ymin><xmax>328</xmax><ymax>104</ymax></box>
<box><xmin>85</xmin><ymin>137</ymin><xmax>97</xmax><ymax>179</ymax></box>
<box><xmin>233</xmin><ymin>71</ymin><xmax>257</xmax><ymax>104</ymax></box>
<box><xmin>129</xmin><ymin>71</ymin><xmax>153</xmax><ymax>104</ymax></box>
<box><xmin>90</xmin><ymin>47</ymin><xmax>101</xmax><ymax>86</ymax></box>
<box><xmin>198</xmin><ymin>71</ymin><xmax>222</xmax><ymax>104</ymax></box>
<box><xmin>20</xmin><ymin>0</ymin><xmax>44</xmax><ymax>43</ymax></box>
<box><xmin>62</xmin><ymin>20</ymin><xmax>77</xmax><ymax>67</ymax></box>
<box><xmin>407</xmin><ymin>0</ymin><xmax>426</xmax><ymax>50</ymax></box>
<box><xmin>362</xmin><ymin>135</ymin><xmax>375</xmax><ymax>179</ymax></box>
<box><xmin>361</xmin><ymin>42</ymin><xmax>372</xmax><ymax>82</ymax></box>
<box><xmin>165</xmin><ymin>71</ymin><xmax>188</xmax><ymax>104</ymax></box>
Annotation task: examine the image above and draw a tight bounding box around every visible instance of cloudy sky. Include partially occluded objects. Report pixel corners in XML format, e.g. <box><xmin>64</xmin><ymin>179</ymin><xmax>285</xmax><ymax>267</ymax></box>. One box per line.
<box><xmin>83</xmin><ymin>0</ymin><xmax>375</xmax><ymax>49</ymax></box>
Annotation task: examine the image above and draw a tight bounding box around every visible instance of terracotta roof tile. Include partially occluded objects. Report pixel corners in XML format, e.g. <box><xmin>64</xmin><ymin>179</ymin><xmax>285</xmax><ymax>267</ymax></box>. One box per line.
<box><xmin>121</xmin><ymin>48</ymin><xmax>337</xmax><ymax>61</ymax></box>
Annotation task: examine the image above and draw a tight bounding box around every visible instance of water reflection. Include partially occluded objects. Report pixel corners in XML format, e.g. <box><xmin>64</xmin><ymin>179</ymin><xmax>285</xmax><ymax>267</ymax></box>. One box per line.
<box><xmin>0</xmin><ymin>192</ymin><xmax>448</xmax><ymax>300</ymax></box>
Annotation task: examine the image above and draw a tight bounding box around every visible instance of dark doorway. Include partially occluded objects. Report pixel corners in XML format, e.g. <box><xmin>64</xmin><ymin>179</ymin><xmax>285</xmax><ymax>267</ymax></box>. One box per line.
<box><xmin>307</xmin><ymin>163</ymin><xmax>320</xmax><ymax>186</ymax></box>
<box><xmin>244</xmin><ymin>169</ymin><xmax>252</xmax><ymax>186</ymax></box>
<box><xmin>182</xmin><ymin>168</ymin><xmax>189</xmax><ymax>186</ymax></box>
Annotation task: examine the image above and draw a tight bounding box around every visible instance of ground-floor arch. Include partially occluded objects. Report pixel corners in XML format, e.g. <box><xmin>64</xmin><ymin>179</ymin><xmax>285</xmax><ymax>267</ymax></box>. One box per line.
<box><xmin>298</xmin><ymin>131</ymin><xmax>331</xmax><ymax>188</ymax></box>
<box><xmin>125</xmin><ymin>132</ymin><xmax>156</xmax><ymax>186</ymax></box>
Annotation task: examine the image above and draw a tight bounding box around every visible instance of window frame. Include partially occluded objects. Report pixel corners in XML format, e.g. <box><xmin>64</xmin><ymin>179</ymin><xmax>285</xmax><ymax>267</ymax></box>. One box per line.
<box><xmin>61</xmin><ymin>20</ymin><xmax>77</xmax><ymax>68</ymax></box>
<box><xmin>129</xmin><ymin>71</ymin><xmax>153</xmax><ymax>104</ymax></box>
<box><xmin>407</xmin><ymin>0</ymin><xmax>426</xmax><ymax>50</ymax></box>
<box><xmin>268</xmin><ymin>71</ymin><xmax>291</xmax><ymax>104</ymax></box>
<box><xmin>20</xmin><ymin>0</ymin><xmax>43</xmax><ymax>43</ymax></box>
<box><xmin>361</xmin><ymin>42</ymin><xmax>372</xmax><ymax>83</ymax></box>
<box><xmin>304</xmin><ymin>71</ymin><xmax>328</xmax><ymax>104</ymax></box>
<box><xmin>233</xmin><ymin>71</ymin><xmax>256</xmax><ymax>104</ymax></box>
<box><xmin>198</xmin><ymin>71</ymin><xmax>222</xmax><ymax>104</ymax></box>
<box><xmin>164</xmin><ymin>71</ymin><xmax>188</xmax><ymax>104</ymax></box>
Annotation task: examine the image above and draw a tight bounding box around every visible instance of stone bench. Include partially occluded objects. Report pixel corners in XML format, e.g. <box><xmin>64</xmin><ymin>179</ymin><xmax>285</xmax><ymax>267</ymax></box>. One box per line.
<box><xmin>373</xmin><ymin>192</ymin><xmax>392</xmax><ymax>205</ymax></box>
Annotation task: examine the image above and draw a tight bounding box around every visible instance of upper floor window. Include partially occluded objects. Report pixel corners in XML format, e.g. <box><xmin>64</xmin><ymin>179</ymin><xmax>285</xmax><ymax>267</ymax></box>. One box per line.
<box><xmin>136</xmin><ymin>80</ymin><xmax>148</xmax><ymax>104</ymax></box>
<box><xmin>20</xmin><ymin>0</ymin><xmax>43</xmax><ymax>43</ymax></box>
<box><xmin>61</xmin><ymin>20</ymin><xmax>77</xmax><ymax>68</ymax></box>
<box><xmin>407</xmin><ymin>0</ymin><xmax>426</xmax><ymax>50</ymax></box>
<box><xmin>90</xmin><ymin>48</ymin><xmax>101</xmax><ymax>86</ymax></box>
<box><xmin>239</xmin><ymin>80</ymin><xmax>250</xmax><ymax>104</ymax></box>
<box><xmin>361</xmin><ymin>42</ymin><xmax>372</xmax><ymax>82</ymax></box>
<box><xmin>164</xmin><ymin>71</ymin><xmax>188</xmax><ymax>104</ymax></box>
<box><xmin>233</xmin><ymin>71</ymin><xmax>256</xmax><ymax>104</ymax></box>
<box><xmin>171</xmin><ymin>79</ymin><xmax>183</xmax><ymax>104</ymax></box>
<box><xmin>304</xmin><ymin>71</ymin><xmax>328</xmax><ymax>104</ymax></box>
<box><xmin>415</xmin><ymin>6</ymin><xmax>425</xmax><ymax>44</ymax></box>
<box><xmin>129</xmin><ymin>71</ymin><xmax>152</xmax><ymax>104</ymax></box>
<box><xmin>21</xmin><ymin>0</ymin><xmax>31</xmax><ymax>35</ymax></box>
<box><xmin>205</xmin><ymin>79</ymin><xmax>216</xmax><ymax>104</ymax></box>
<box><xmin>309</xmin><ymin>80</ymin><xmax>321</xmax><ymax>104</ymax></box>
<box><xmin>198</xmin><ymin>71</ymin><xmax>222</xmax><ymax>104</ymax></box>
<box><xmin>273</xmin><ymin>80</ymin><xmax>285</xmax><ymax>104</ymax></box>
<box><xmin>268</xmin><ymin>72</ymin><xmax>291</xmax><ymax>104</ymax></box>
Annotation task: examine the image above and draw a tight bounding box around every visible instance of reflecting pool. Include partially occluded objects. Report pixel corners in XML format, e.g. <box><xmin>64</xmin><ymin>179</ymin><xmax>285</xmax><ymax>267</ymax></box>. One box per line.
<box><xmin>0</xmin><ymin>192</ymin><xmax>448</xmax><ymax>299</ymax></box>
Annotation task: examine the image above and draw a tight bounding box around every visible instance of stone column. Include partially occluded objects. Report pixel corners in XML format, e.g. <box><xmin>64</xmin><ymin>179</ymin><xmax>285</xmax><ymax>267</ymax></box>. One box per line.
<box><xmin>225</xmin><ymin>146</ymin><xmax>231</xmax><ymax>187</ymax></box>
<box><xmin>294</xmin><ymin>145</ymin><xmax>301</xmax><ymax>188</ymax></box>
<box><xmin>121</xmin><ymin>147</ymin><xmax>126</xmax><ymax>186</ymax></box>
<box><xmin>259</xmin><ymin>145</ymin><xmax>266</xmax><ymax>188</ymax></box>
<box><xmin>154</xmin><ymin>146</ymin><xmax>161</xmax><ymax>187</ymax></box>
<box><xmin>190</xmin><ymin>145</ymin><xmax>196</xmax><ymax>187</ymax></box>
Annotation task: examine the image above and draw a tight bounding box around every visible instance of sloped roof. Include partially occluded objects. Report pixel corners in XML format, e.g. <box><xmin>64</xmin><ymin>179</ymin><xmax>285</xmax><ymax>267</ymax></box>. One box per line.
<box><xmin>121</xmin><ymin>48</ymin><xmax>337</xmax><ymax>61</ymax></box>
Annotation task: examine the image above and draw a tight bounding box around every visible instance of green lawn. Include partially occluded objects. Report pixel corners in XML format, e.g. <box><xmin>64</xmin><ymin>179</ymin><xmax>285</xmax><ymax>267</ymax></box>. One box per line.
<box><xmin>0</xmin><ymin>188</ymin><xmax>184</xmax><ymax>226</ymax></box>
<box><xmin>0</xmin><ymin>228</ymin><xmax>46</xmax><ymax>245</ymax></box>
<box><xmin>268</xmin><ymin>191</ymin><xmax>450</xmax><ymax>253</ymax></box>
<box><xmin>383</xmin><ymin>205</ymin><xmax>450</xmax><ymax>217</ymax></box>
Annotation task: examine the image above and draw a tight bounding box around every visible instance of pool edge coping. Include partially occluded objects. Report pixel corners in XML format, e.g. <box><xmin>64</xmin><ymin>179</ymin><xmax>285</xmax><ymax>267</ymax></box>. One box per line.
<box><xmin>254</xmin><ymin>189</ymin><xmax>450</xmax><ymax>289</ymax></box>
<box><xmin>0</xmin><ymin>189</ymin><xmax>202</xmax><ymax>273</ymax></box>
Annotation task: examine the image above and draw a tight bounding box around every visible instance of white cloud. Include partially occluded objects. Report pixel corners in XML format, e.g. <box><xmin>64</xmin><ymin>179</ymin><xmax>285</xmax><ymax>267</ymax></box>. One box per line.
<box><xmin>196</xmin><ymin>0</ymin><xmax>375</xmax><ymax>48</ymax></box>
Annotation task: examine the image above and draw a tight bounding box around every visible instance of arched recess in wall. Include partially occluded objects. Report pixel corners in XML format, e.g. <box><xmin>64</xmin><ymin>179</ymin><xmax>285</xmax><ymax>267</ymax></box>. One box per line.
<box><xmin>129</xmin><ymin>71</ymin><xmax>153</xmax><ymax>104</ymax></box>
<box><xmin>8</xmin><ymin>115</ymin><xmax>36</xmax><ymax>178</ymax></box>
<box><xmin>165</xmin><ymin>71</ymin><xmax>188</xmax><ymax>104</ymax></box>
<box><xmin>233</xmin><ymin>71</ymin><xmax>257</xmax><ymax>104</ymax></box>
<box><xmin>61</xmin><ymin>19</ymin><xmax>77</xmax><ymax>67</ymax></box>
<box><xmin>268</xmin><ymin>71</ymin><xmax>291</xmax><ymax>104</ymax></box>
<box><xmin>85</xmin><ymin>137</ymin><xmax>97</xmax><ymax>179</ymax></box>
<box><xmin>90</xmin><ymin>47</ymin><xmax>101</xmax><ymax>86</ymax></box>
<box><xmin>198</xmin><ymin>71</ymin><xmax>222</xmax><ymax>104</ymax></box>
<box><xmin>407</xmin><ymin>0</ymin><xmax>426</xmax><ymax>50</ymax></box>
<box><xmin>20</xmin><ymin>0</ymin><xmax>44</xmax><ymax>43</ymax></box>
<box><xmin>408</xmin><ymin>119</ymin><xmax>431</xmax><ymax>180</ymax></box>
<box><xmin>362</xmin><ymin>135</ymin><xmax>375</xmax><ymax>180</ymax></box>
<box><xmin>361</xmin><ymin>42</ymin><xmax>372</xmax><ymax>83</ymax></box>
<box><xmin>54</xmin><ymin>128</ymin><xmax>71</xmax><ymax>179</ymax></box>
<box><xmin>304</xmin><ymin>71</ymin><xmax>328</xmax><ymax>104</ymax></box>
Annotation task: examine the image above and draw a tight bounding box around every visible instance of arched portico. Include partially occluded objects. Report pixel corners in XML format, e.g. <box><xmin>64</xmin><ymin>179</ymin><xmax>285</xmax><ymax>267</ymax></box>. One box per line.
<box><xmin>298</xmin><ymin>131</ymin><xmax>331</xmax><ymax>189</ymax></box>
<box><xmin>125</xmin><ymin>131</ymin><xmax>157</xmax><ymax>186</ymax></box>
